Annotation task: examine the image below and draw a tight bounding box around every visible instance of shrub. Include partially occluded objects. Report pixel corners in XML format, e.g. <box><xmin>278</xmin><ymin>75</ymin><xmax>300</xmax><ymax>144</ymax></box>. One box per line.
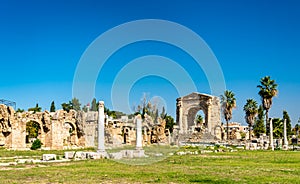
<box><xmin>31</xmin><ymin>139</ymin><xmax>42</xmax><ymax>150</ymax></box>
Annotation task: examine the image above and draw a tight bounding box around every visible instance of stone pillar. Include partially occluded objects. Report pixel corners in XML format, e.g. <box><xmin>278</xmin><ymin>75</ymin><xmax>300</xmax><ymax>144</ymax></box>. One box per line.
<box><xmin>133</xmin><ymin>114</ymin><xmax>145</xmax><ymax>157</ymax></box>
<box><xmin>97</xmin><ymin>101</ymin><xmax>108</xmax><ymax>157</ymax></box>
<box><xmin>143</xmin><ymin>127</ymin><xmax>148</xmax><ymax>145</ymax></box>
<box><xmin>136</xmin><ymin>115</ymin><xmax>143</xmax><ymax>150</ymax></box>
<box><xmin>50</xmin><ymin>120</ymin><xmax>63</xmax><ymax>150</ymax></box>
<box><xmin>207</xmin><ymin>107</ymin><xmax>212</xmax><ymax>134</ymax></box>
<box><xmin>176</xmin><ymin>98</ymin><xmax>184</xmax><ymax>134</ymax></box>
<box><xmin>269</xmin><ymin>118</ymin><xmax>274</xmax><ymax>151</ymax></box>
<box><xmin>283</xmin><ymin>119</ymin><xmax>288</xmax><ymax>150</ymax></box>
<box><xmin>10</xmin><ymin>119</ymin><xmax>26</xmax><ymax>150</ymax></box>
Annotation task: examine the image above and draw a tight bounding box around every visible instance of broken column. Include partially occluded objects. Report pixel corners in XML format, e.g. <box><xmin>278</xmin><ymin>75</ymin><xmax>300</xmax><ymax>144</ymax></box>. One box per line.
<box><xmin>136</xmin><ymin>114</ymin><xmax>142</xmax><ymax>150</ymax></box>
<box><xmin>269</xmin><ymin>118</ymin><xmax>274</xmax><ymax>151</ymax></box>
<box><xmin>283</xmin><ymin>118</ymin><xmax>288</xmax><ymax>150</ymax></box>
<box><xmin>97</xmin><ymin>101</ymin><xmax>108</xmax><ymax>157</ymax></box>
<box><xmin>133</xmin><ymin>114</ymin><xmax>145</xmax><ymax>157</ymax></box>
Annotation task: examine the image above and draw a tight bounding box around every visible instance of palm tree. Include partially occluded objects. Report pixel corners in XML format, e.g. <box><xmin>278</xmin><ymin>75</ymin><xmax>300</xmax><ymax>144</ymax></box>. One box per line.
<box><xmin>257</xmin><ymin>76</ymin><xmax>278</xmax><ymax>135</ymax></box>
<box><xmin>253</xmin><ymin>105</ymin><xmax>266</xmax><ymax>137</ymax></box>
<box><xmin>243</xmin><ymin>99</ymin><xmax>258</xmax><ymax>140</ymax></box>
<box><xmin>272</xmin><ymin>118</ymin><xmax>283</xmax><ymax>139</ymax></box>
<box><xmin>221</xmin><ymin>90</ymin><xmax>236</xmax><ymax>140</ymax></box>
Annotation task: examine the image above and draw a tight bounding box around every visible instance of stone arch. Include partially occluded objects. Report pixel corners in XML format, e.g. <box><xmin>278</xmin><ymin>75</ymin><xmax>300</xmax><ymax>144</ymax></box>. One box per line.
<box><xmin>184</xmin><ymin>105</ymin><xmax>208</xmax><ymax>132</ymax></box>
<box><xmin>22</xmin><ymin>113</ymin><xmax>50</xmax><ymax>148</ymax></box>
<box><xmin>176</xmin><ymin>92</ymin><xmax>221</xmax><ymax>135</ymax></box>
<box><xmin>63</xmin><ymin>121</ymin><xmax>78</xmax><ymax>146</ymax></box>
<box><xmin>25</xmin><ymin>119</ymin><xmax>43</xmax><ymax>143</ymax></box>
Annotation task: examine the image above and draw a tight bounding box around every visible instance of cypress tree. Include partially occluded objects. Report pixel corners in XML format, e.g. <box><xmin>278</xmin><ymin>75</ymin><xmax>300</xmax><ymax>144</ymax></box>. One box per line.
<box><xmin>50</xmin><ymin>101</ymin><xmax>56</xmax><ymax>112</ymax></box>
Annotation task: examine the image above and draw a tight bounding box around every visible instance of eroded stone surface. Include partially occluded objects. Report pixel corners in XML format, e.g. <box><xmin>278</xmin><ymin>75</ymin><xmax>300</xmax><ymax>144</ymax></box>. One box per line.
<box><xmin>0</xmin><ymin>103</ymin><xmax>173</xmax><ymax>150</ymax></box>
<box><xmin>176</xmin><ymin>92</ymin><xmax>221</xmax><ymax>139</ymax></box>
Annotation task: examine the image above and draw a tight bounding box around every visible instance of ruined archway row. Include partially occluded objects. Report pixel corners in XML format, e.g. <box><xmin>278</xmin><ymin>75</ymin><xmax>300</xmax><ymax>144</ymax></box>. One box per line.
<box><xmin>0</xmin><ymin>104</ymin><xmax>96</xmax><ymax>150</ymax></box>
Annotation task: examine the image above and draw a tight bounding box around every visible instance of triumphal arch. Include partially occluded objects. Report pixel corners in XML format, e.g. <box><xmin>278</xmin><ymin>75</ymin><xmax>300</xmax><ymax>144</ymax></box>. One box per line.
<box><xmin>176</xmin><ymin>92</ymin><xmax>221</xmax><ymax>136</ymax></box>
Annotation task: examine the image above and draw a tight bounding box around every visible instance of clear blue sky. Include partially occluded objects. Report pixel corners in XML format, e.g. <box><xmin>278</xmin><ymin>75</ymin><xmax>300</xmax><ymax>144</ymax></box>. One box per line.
<box><xmin>1</xmin><ymin>0</ymin><xmax>300</xmax><ymax>126</ymax></box>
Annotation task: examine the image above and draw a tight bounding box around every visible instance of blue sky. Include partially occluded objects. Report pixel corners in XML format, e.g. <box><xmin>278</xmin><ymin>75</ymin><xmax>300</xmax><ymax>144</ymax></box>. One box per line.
<box><xmin>0</xmin><ymin>0</ymin><xmax>300</xmax><ymax>126</ymax></box>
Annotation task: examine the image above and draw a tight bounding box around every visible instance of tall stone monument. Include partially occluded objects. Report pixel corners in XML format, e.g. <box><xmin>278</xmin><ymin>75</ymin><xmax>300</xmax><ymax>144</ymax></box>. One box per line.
<box><xmin>136</xmin><ymin>114</ymin><xmax>143</xmax><ymax>150</ymax></box>
<box><xmin>283</xmin><ymin>119</ymin><xmax>288</xmax><ymax>150</ymax></box>
<box><xmin>269</xmin><ymin>118</ymin><xmax>274</xmax><ymax>151</ymax></box>
<box><xmin>97</xmin><ymin>101</ymin><xmax>108</xmax><ymax>157</ymax></box>
<box><xmin>133</xmin><ymin>114</ymin><xmax>145</xmax><ymax>157</ymax></box>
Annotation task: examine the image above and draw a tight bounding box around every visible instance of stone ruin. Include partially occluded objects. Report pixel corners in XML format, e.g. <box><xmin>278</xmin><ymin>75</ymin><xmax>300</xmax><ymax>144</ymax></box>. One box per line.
<box><xmin>0</xmin><ymin>102</ymin><xmax>172</xmax><ymax>150</ymax></box>
<box><xmin>105</xmin><ymin>113</ymin><xmax>171</xmax><ymax>147</ymax></box>
<box><xmin>0</xmin><ymin>92</ymin><xmax>224</xmax><ymax>150</ymax></box>
<box><xmin>176</xmin><ymin>92</ymin><xmax>222</xmax><ymax>142</ymax></box>
<box><xmin>0</xmin><ymin>104</ymin><xmax>95</xmax><ymax>150</ymax></box>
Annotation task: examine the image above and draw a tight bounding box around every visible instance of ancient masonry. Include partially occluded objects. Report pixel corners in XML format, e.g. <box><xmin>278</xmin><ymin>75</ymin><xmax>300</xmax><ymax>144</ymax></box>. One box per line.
<box><xmin>0</xmin><ymin>104</ymin><xmax>171</xmax><ymax>150</ymax></box>
<box><xmin>176</xmin><ymin>92</ymin><xmax>222</xmax><ymax>138</ymax></box>
<box><xmin>0</xmin><ymin>93</ymin><xmax>222</xmax><ymax>150</ymax></box>
<box><xmin>0</xmin><ymin>104</ymin><xmax>98</xmax><ymax>150</ymax></box>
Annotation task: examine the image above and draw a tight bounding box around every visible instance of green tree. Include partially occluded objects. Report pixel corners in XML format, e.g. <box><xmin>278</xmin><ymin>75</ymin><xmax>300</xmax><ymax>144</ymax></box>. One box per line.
<box><xmin>16</xmin><ymin>108</ymin><xmax>24</xmax><ymax>113</ymax></box>
<box><xmin>61</xmin><ymin>102</ymin><xmax>72</xmax><ymax>112</ymax></box>
<box><xmin>160</xmin><ymin>106</ymin><xmax>166</xmax><ymax>119</ymax></box>
<box><xmin>28</xmin><ymin>103</ymin><xmax>42</xmax><ymax>113</ymax></box>
<box><xmin>253</xmin><ymin>105</ymin><xmax>266</xmax><ymax>137</ymax></box>
<box><xmin>243</xmin><ymin>99</ymin><xmax>258</xmax><ymax>140</ymax></box>
<box><xmin>91</xmin><ymin>98</ymin><xmax>98</xmax><ymax>111</ymax></box>
<box><xmin>61</xmin><ymin>98</ymin><xmax>81</xmax><ymax>112</ymax></box>
<box><xmin>293</xmin><ymin>123</ymin><xmax>299</xmax><ymax>138</ymax></box>
<box><xmin>221</xmin><ymin>90</ymin><xmax>236</xmax><ymax>139</ymax></box>
<box><xmin>104</xmin><ymin>107</ymin><xmax>117</xmax><ymax>119</ymax></box>
<box><xmin>283</xmin><ymin>110</ymin><xmax>292</xmax><ymax>136</ymax></box>
<box><xmin>196</xmin><ymin>114</ymin><xmax>203</xmax><ymax>124</ymax></box>
<box><xmin>165</xmin><ymin>115</ymin><xmax>175</xmax><ymax>133</ymax></box>
<box><xmin>50</xmin><ymin>101</ymin><xmax>56</xmax><ymax>112</ymax></box>
<box><xmin>154</xmin><ymin>108</ymin><xmax>159</xmax><ymax>123</ymax></box>
<box><xmin>82</xmin><ymin>105</ymin><xmax>88</xmax><ymax>112</ymax></box>
<box><xmin>272</xmin><ymin>118</ymin><xmax>283</xmax><ymax>138</ymax></box>
<box><xmin>26</xmin><ymin>121</ymin><xmax>40</xmax><ymax>142</ymax></box>
<box><xmin>257</xmin><ymin>76</ymin><xmax>278</xmax><ymax>135</ymax></box>
<box><xmin>71</xmin><ymin>98</ymin><xmax>81</xmax><ymax>111</ymax></box>
<box><xmin>135</xmin><ymin>94</ymin><xmax>154</xmax><ymax>119</ymax></box>
<box><xmin>31</xmin><ymin>139</ymin><xmax>42</xmax><ymax>150</ymax></box>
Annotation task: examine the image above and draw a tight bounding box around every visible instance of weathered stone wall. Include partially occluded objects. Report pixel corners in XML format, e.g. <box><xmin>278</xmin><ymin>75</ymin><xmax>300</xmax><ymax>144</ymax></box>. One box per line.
<box><xmin>0</xmin><ymin>104</ymin><xmax>100</xmax><ymax>150</ymax></box>
<box><xmin>0</xmin><ymin>103</ymin><xmax>172</xmax><ymax>150</ymax></box>
<box><xmin>83</xmin><ymin>111</ymin><xmax>97</xmax><ymax>147</ymax></box>
<box><xmin>176</xmin><ymin>92</ymin><xmax>221</xmax><ymax>137</ymax></box>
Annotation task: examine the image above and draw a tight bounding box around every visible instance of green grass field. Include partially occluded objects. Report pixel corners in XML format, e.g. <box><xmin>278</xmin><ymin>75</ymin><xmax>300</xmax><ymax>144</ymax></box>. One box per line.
<box><xmin>0</xmin><ymin>148</ymin><xmax>300</xmax><ymax>183</ymax></box>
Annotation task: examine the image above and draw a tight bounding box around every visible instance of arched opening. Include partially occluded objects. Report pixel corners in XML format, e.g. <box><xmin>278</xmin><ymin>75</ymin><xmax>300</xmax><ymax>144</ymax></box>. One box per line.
<box><xmin>26</xmin><ymin>120</ymin><xmax>42</xmax><ymax>144</ymax></box>
<box><xmin>186</xmin><ymin>107</ymin><xmax>207</xmax><ymax>133</ymax></box>
<box><xmin>0</xmin><ymin>118</ymin><xmax>11</xmax><ymax>147</ymax></box>
<box><xmin>63</xmin><ymin>122</ymin><xmax>77</xmax><ymax>146</ymax></box>
<box><xmin>194</xmin><ymin>110</ymin><xmax>206</xmax><ymax>132</ymax></box>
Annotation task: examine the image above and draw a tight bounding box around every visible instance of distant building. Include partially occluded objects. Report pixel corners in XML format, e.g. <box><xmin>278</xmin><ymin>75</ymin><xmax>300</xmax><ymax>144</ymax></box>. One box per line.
<box><xmin>227</xmin><ymin>122</ymin><xmax>249</xmax><ymax>133</ymax></box>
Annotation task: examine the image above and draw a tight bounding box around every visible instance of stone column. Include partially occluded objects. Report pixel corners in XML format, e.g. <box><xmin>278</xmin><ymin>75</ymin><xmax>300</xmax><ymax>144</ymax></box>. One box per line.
<box><xmin>269</xmin><ymin>118</ymin><xmax>274</xmax><ymax>151</ymax></box>
<box><xmin>133</xmin><ymin>114</ymin><xmax>145</xmax><ymax>158</ymax></box>
<box><xmin>97</xmin><ymin>101</ymin><xmax>108</xmax><ymax>157</ymax></box>
<box><xmin>143</xmin><ymin>126</ymin><xmax>148</xmax><ymax>145</ymax></box>
<box><xmin>176</xmin><ymin>98</ymin><xmax>184</xmax><ymax>134</ymax></box>
<box><xmin>283</xmin><ymin>119</ymin><xmax>288</xmax><ymax>150</ymax></box>
<box><xmin>136</xmin><ymin>114</ymin><xmax>143</xmax><ymax>150</ymax></box>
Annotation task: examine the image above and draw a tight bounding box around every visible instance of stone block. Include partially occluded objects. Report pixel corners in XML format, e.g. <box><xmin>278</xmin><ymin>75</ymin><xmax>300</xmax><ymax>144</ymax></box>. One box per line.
<box><xmin>64</xmin><ymin>151</ymin><xmax>75</xmax><ymax>159</ymax></box>
<box><xmin>42</xmin><ymin>154</ymin><xmax>56</xmax><ymax>161</ymax></box>
<box><xmin>110</xmin><ymin>152</ymin><xmax>123</xmax><ymax>159</ymax></box>
<box><xmin>133</xmin><ymin>149</ymin><xmax>145</xmax><ymax>157</ymax></box>
<box><xmin>74</xmin><ymin>151</ymin><xmax>87</xmax><ymax>159</ymax></box>
<box><xmin>121</xmin><ymin>150</ymin><xmax>134</xmax><ymax>158</ymax></box>
<box><xmin>90</xmin><ymin>152</ymin><xmax>109</xmax><ymax>159</ymax></box>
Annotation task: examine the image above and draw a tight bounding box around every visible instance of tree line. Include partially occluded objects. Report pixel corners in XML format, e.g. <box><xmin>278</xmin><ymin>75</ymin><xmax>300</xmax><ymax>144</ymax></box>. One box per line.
<box><xmin>221</xmin><ymin>75</ymin><xmax>297</xmax><ymax>140</ymax></box>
